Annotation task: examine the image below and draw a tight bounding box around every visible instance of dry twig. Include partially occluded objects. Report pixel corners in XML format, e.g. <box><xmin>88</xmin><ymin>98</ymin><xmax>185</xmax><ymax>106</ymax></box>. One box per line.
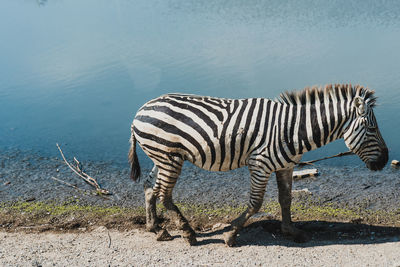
<box><xmin>56</xmin><ymin>143</ymin><xmax>111</xmax><ymax>195</ymax></box>
<box><xmin>50</xmin><ymin>176</ymin><xmax>80</xmax><ymax>191</ymax></box>
<box><xmin>297</xmin><ymin>151</ymin><xmax>354</xmax><ymax>167</ymax></box>
<box><xmin>107</xmin><ymin>231</ymin><xmax>112</xmax><ymax>248</ymax></box>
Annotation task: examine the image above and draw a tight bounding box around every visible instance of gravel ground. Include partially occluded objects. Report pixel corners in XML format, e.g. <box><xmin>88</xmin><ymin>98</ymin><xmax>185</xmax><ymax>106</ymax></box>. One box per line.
<box><xmin>1</xmin><ymin>227</ymin><xmax>400</xmax><ymax>266</ymax></box>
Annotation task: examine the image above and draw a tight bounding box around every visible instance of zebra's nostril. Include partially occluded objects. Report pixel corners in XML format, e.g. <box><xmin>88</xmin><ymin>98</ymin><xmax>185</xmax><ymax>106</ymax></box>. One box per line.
<box><xmin>367</xmin><ymin>161</ymin><xmax>379</xmax><ymax>171</ymax></box>
<box><xmin>366</xmin><ymin>149</ymin><xmax>388</xmax><ymax>171</ymax></box>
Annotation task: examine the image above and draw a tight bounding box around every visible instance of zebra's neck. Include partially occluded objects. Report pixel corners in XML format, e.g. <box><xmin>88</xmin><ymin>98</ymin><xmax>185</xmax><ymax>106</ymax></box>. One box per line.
<box><xmin>284</xmin><ymin>97</ymin><xmax>354</xmax><ymax>155</ymax></box>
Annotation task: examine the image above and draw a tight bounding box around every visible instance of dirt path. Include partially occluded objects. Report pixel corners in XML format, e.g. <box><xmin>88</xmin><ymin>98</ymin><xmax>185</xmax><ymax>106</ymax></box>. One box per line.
<box><xmin>1</xmin><ymin>226</ymin><xmax>400</xmax><ymax>266</ymax></box>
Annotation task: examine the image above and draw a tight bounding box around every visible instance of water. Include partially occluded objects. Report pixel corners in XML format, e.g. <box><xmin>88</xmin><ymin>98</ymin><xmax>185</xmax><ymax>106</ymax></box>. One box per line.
<box><xmin>1</xmin><ymin>0</ymin><xmax>400</xmax><ymax>167</ymax></box>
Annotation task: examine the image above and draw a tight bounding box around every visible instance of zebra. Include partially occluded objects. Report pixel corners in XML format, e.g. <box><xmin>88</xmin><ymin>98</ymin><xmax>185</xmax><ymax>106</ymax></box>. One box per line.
<box><xmin>128</xmin><ymin>84</ymin><xmax>388</xmax><ymax>246</ymax></box>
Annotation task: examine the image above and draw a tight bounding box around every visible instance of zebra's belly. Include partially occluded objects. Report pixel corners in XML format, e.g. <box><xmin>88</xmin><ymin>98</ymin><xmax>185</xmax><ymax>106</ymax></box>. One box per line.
<box><xmin>135</xmin><ymin>126</ymin><xmax>247</xmax><ymax>172</ymax></box>
<box><xmin>186</xmin><ymin>145</ymin><xmax>248</xmax><ymax>172</ymax></box>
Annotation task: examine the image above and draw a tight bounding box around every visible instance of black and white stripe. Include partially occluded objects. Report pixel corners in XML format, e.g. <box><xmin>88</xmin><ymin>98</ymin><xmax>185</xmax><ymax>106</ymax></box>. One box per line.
<box><xmin>130</xmin><ymin>84</ymin><xmax>388</xmax><ymax>206</ymax></box>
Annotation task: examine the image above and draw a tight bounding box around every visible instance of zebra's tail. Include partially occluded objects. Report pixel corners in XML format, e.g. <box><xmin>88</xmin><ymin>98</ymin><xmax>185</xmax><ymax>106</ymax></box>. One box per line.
<box><xmin>129</xmin><ymin>129</ymin><xmax>141</xmax><ymax>182</ymax></box>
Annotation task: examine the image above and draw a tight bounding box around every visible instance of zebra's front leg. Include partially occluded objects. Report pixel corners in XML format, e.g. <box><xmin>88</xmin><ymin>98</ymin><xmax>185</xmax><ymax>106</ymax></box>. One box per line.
<box><xmin>223</xmin><ymin>168</ymin><xmax>269</xmax><ymax>247</ymax></box>
<box><xmin>223</xmin><ymin>206</ymin><xmax>260</xmax><ymax>247</ymax></box>
<box><xmin>276</xmin><ymin>168</ymin><xmax>309</xmax><ymax>243</ymax></box>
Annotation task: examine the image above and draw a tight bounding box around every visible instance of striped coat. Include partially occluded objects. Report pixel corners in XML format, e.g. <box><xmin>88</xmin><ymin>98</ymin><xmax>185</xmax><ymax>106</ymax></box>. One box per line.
<box><xmin>129</xmin><ymin>84</ymin><xmax>388</xmax><ymax>246</ymax></box>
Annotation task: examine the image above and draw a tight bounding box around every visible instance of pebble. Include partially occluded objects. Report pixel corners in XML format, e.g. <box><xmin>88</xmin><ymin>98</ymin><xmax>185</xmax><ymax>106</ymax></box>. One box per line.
<box><xmin>292</xmin><ymin>188</ymin><xmax>312</xmax><ymax>195</ymax></box>
<box><xmin>252</xmin><ymin>212</ymin><xmax>273</xmax><ymax>219</ymax></box>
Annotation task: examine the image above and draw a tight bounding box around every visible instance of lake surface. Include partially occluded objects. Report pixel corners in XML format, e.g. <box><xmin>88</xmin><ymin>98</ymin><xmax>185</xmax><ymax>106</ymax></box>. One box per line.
<box><xmin>1</xmin><ymin>0</ymin><xmax>400</xmax><ymax>168</ymax></box>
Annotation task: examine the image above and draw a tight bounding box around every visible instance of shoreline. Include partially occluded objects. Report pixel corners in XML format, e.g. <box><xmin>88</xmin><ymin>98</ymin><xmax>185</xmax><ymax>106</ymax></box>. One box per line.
<box><xmin>1</xmin><ymin>148</ymin><xmax>399</xmax><ymax>224</ymax></box>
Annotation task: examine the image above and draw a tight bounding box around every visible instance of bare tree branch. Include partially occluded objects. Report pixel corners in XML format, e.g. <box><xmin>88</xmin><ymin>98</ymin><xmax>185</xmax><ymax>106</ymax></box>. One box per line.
<box><xmin>56</xmin><ymin>143</ymin><xmax>111</xmax><ymax>195</ymax></box>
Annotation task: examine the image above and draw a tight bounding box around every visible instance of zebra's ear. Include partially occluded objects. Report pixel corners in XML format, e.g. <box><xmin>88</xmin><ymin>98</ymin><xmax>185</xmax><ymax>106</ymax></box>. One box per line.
<box><xmin>354</xmin><ymin>96</ymin><xmax>366</xmax><ymax>115</ymax></box>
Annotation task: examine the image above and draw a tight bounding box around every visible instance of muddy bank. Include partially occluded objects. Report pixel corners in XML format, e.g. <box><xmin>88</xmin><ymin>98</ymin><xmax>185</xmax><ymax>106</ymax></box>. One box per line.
<box><xmin>0</xmin><ymin>148</ymin><xmax>399</xmax><ymax>212</ymax></box>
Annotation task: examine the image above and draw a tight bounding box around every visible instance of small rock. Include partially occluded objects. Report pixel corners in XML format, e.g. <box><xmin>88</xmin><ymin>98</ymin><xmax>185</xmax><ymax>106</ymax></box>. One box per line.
<box><xmin>92</xmin><ymin>226</ymin><xmax>108</xmax><ymax>233</ymax></box>
<box><xmin>292</xmin><ymin>188</ymin><xmax>312</xmax><ymax>195</ymax></box>
<box><xmin>212</xmin><ymin>223</ymin><xmax>229</xmax><ymax>230</ymax></box>
<box><xmin>252</xmin><ymin>212</ymin><xmax>273</xmax><ymax>219</ymax></box>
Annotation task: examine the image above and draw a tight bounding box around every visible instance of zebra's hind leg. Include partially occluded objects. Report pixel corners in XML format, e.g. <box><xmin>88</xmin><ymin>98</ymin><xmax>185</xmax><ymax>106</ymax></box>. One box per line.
<box><xmin>276</xmin><ymin>168</ymin><xmax>309</xmax><ymax>243</ymax></box>
<box><xmin>144</xmin><ymin>166</ymin><xmax>158</xmax><ymax>231</ymax></box>
<box><xmin>144</xmin><ymin>165</ymin><xmax>172</xmax><ymax>241</ymax></box>
<box><xmin>144</xmin><ymin>165</ymin><xmax>158</xmax><ymax>232</ymax></box>
<box><xmin>155</xmin><ymin>162</ymin><xmax>196</xmax><ymax>245</ymax></box>
<box><xmin>223</xmin><ymin>167</ymin><xmax>270</xmax><ymax>247</ymax></box>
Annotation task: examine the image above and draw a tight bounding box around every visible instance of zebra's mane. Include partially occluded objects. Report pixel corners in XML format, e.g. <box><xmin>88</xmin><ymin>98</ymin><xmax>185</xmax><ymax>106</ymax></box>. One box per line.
<box><xmin>278</xmin><ymin>84</ymin><xmax>377</xmax><ymax>107</ymax></box>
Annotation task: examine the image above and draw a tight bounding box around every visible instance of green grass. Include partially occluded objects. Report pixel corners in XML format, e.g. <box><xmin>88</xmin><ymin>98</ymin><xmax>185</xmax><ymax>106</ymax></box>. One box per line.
<box><xmin>2</xmin><ymin>200</ymin><xmax>144</xmax><ymax>217</ymax></box>
<box><xmin>0</xmin><ymin>199</ymin><xmax>399</xmax><ymax>232</ymax></box>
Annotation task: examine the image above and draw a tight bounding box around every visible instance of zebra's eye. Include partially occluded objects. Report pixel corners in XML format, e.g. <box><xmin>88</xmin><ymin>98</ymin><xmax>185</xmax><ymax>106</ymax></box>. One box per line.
<box><xmin>360</xmin><ymin>117</ymin><xmax>367</xmax><ymax>125</ymax></box>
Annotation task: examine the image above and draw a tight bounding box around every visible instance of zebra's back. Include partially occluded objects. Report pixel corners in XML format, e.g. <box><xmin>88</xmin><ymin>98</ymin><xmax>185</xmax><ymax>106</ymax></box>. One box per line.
<box><xmin>133</xmin><ymin>93</ymin><xmax>274</xmax><ymax>171</ymax></box>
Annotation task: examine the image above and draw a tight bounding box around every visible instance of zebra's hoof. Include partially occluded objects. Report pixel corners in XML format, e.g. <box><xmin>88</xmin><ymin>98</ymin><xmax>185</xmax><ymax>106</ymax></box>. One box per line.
<box><xmin>223</xmin><ymin>232</ymin><xmax>237</xmax><ymax>247</ymax></box>
<box><xmin>146</xmin><ymin>224</ymin><xmax>157</xmax><ymax>233</ymax></box>
<box><xmin>156</xmin><ymin>229</ymin><xmax>173</xmax><ymax>241</ymax></box>
<box><xmin>184</xmin><ymin>234</ymin><xmax>197</xmax><ymax>246</ymax></box>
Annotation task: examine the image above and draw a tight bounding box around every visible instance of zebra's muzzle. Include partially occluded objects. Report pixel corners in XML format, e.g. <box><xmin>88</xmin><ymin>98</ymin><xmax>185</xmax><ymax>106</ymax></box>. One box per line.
<box><xmin>366</xmin><ymin>147</ymin><xmax>388</xmax><ymax>171</ymax></box>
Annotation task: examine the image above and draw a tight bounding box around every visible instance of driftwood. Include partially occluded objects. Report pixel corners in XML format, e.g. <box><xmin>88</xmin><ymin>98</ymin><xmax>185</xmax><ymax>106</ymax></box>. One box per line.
<box><xmin>392</xmin><ymin>160</ymin><xmax>400</xmax><ymax>168</ymax></box>
<box><xmin>56</xmin><ymin>143</ymin><xmax>111</xmax><ymax>195</ymax></box>
<box><xmin>293</xmin><ymin>169</ymin><xmax>319</xmax><ymax>180</ymax></box>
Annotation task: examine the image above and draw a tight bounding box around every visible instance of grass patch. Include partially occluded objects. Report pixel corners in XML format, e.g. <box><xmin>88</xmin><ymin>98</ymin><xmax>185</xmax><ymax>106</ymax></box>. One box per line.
<box><xmin>0</xmin><ymin>200</ymin><xmax>146</xmax><ymax>232</ymax></box>
<box><xmin>1</xmin><ymin>199</ymin><xmax>399</xmax><ymax>233</ymax></box>
<box><xmin>290</xmin><ymin>202</ymin><xmax>400</xmax><ymax>227</ymax></box>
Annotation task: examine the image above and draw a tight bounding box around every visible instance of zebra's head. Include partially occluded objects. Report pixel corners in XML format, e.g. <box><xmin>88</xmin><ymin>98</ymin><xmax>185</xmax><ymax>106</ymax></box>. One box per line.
<box><xmin>343</xmin><ymin>91</ymin><xmax>388</xmax><ymax>171</ymax></box>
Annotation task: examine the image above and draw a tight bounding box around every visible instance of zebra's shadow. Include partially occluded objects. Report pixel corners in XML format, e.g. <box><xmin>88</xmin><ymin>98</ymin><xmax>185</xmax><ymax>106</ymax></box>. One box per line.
<box><xmin>195</xmin><ymin>220</ymin><xmax>400</xmax><ymax>247</ymax></box>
